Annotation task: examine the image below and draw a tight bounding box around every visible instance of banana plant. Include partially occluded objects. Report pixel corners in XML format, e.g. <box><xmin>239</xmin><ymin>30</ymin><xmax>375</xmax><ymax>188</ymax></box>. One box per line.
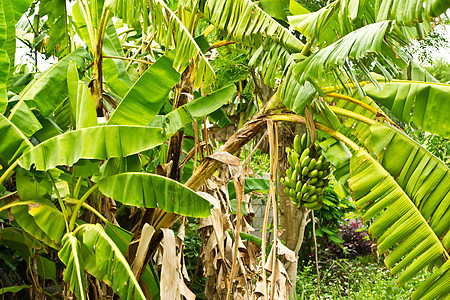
<box><xmin>0</xmin><ymin>0</ymin><xmax>449</xmax><ymax>298</ymax></box>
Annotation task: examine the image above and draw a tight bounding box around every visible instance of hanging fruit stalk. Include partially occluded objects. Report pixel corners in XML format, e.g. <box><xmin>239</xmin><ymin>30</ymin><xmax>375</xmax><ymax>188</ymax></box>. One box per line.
<box><xmin>280</xmin><ymin>133</ymin><xmax>331</xmax><ymax>210</ymax></box>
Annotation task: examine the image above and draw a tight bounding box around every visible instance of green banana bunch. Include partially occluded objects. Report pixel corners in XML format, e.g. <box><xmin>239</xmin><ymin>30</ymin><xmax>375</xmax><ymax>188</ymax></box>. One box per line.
<box><xmin>281</xmin><ymin>133</ymin><xmax>332</xmax><ymax>210</ymax></box>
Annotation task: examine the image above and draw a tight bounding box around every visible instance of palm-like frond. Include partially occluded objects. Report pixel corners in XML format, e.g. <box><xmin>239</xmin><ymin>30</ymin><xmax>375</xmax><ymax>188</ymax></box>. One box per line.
<box><xmin>293</xmin><ymin>21</ymin><xmax>409</xmax><ymax>85</ymax></box>
<box><xmin>364</xmin><ymin>81</ymin><xmax>450</xmax><ymax>137</ymax></box>
<box><xmin>181</xmin><ymin>0</ymin><xmax>304</xmax><ymax>87</ymax></box>
<box><xmin>349</xmin><ymin>148</ymin><xmax>449</xmax><ymax>299</ymax></box>
<box><xmin>148</xmin><ymin>0</ymin><xmax>215</xmax><ymax>90</ymax></box>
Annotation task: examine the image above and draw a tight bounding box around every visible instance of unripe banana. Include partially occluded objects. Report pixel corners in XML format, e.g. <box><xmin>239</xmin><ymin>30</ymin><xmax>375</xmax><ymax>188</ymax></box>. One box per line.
<box><xmin>304</xmin><ymin>201</ymin><xmax>322</xmax><ymax>210</ymax></box>
<box><xmin>285</xmin><ymin>147</ymin><xmax>292</xmax><ymax>154</ymax></box>
<box><xmin>308</xmin><ymin>170</ymin><xmax>318</xmax><ymax>178</ymax></box>
<box><xmin>286</xmin><ymin>168</ymin><xmax>293</xmax><ymax>178</ymax></box>
<box><xmin>301</xmin><ymin>183</ymin><xmax>309</xmax><ymax>194</ymax></box>
<box><xmin>295</xmin><ymin>162</ymin><xmax>302</xmax><ymax>174</ymax></box>
<box><xmin>308</xmin><ymin>158</ymin><xmax>317</xmax><ymax>170</ymax></box>
<box><xmin>301</xmin><ymin>156</ymin><xmax>311</xmax><ymax>168</ymax></box>
<box><xmin>295</xmin><ymin>181</ymin><xmax>302</xmax><ymax>193</ymax></box>
<box><xmin>296</xmin><ymin>192</ymin><xmax>303</xmax><ymax>201</ymax></box>
<box><xmin>318</xmin><ymin>171</ymin><xmax>324</xmax><ymax>179</ymax></box>
<box><xmin>299</xmin><ymin>148</ymin><xmax>310</xmax><ymax>162</ymax></box>
<box><xmin>315</xmin><ymin>160</ymin><xmax>323</xmax><ymax>170</ymax></box>
<box><xmin>301</xmin><ymin>166</ymin><xmax>309</xmax><ymax>176</ymax></box>
<box><xmin>293</xmin><ymin>135</ymin><xmax>300</xmax><ymax>152</ymax></box>
<box><xmin>308</xmin><ymin>195</ymin><xmax>318</xmax><ymax>203</ymax></box>
<box><xmin>309</xmin><ymin>186</ymin><xmax>316</xmax><ymax>195</ymax></box>
<box><xmin>302</xmin><ymin>192</ymin><xmax>310</xmax><ymax>201</ymax></box>
<box><xmin>292</xmin><ymin>152</ymin><xmax>300</xmax><ymax>164</ymax></box>
<box><xmin>309</xmin><ymin>177</ymin><xmax>319</xmax><ymax>185</ymax></box>
<box><xmin>315</xmin><ymin>187</ymin><xmax>323</xmax><ymax>195</ymax></box>
<box><xmin>292</xmin><ymin>170</ymin><xmax>298</xmax><ymax>181</ymax></box>
<box><xmin>301</xmin><ymin>134</ymin><xmax>308</xmax><ymax>149</ymax></box>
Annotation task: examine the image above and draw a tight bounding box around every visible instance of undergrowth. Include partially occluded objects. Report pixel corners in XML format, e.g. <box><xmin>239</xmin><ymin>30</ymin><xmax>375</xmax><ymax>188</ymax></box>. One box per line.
<box><xmin>294</xmin><ymin>255</ymin><xmax>428</xmax><ymax>300</ymax></box>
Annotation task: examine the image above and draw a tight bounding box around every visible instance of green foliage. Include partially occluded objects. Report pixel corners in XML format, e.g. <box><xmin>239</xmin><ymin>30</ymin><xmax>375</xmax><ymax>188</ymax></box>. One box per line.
<box><xmin>295</xmin><ymin>256</ymin><xmax>428</xmax><ymax>299</ymax></box>
<box><xmin>424</xmin><ymin>58</ymin><xmax>450</xmax><ymax>84</ymax></box>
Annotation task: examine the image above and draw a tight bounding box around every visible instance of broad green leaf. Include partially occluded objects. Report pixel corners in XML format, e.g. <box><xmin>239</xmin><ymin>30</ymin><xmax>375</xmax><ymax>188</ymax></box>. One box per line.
<box><xmin>12</xmin><ymin>48</ymin><xmax>88</xmax><ymax>118</ymax></box>
<box><xmin>0</xmin><ymin>0</ymin><xmax>15</xmax><ymax>87</ymax></box>
<box><xmin>8</xmin><ymin>100</ymin><xmax>42</xmax><ymax>137</ymax></box>
<box><xmin>11</xmin><ymin>202</ymin><xmax>60</xmax><ymax>249</ymax></box>
<box><xmin>148</xmin><ymin>0</ymin><xmax>215</xmax><ymax>89</ymax></box>
<box><xmin>76</xmin><ymin>82</ymin><xmax>98</xmax><ymax>129</ymax></box>
<box><xmin>181</xmin><ymin>0</ymin><xmax>303</xmax><ymax>53</ymax></box>
<box><xmin>397</xmin><ymin>62</ymin><xmax>439</xmax><ymax>83</ymax></box>
<box><xmin>0</xmin><ymin>113</ymin><xmax>32</xmax><ymax>164</ymax></box>
<box><xmin>104</xmin><ymin>222</ymin><xmax>160</xmax><ymax>299</ymax></box>
<box><xmin>364</xmin><ymin>124</ymin><xmax>450</xmax><ymax>239</ymax></box>
<box><xmin>28</xmin><ymin>202</ymin><xmax>66</xmax><ymax>245</ymax></box>
<box><xmin>67</xmin><ymin>60</ymin><xmax>79</xmax><ymax>129</ymax></box>
<box><xmin>11</xmin><ymin>0</ymin><xmax>33</xmax><ymax>21</ymax></box>
<box><xmin>279</xmin><ymin>66</ymin><xmax>316</xmax><ymax>115</ymax></box>
<box><xmin>107</xmin><ymin>56</ymin><xmax>181</xmax><ymax>126</ymax></box>
<box><xmin>33</xmin><ymin>111</ymin><xmax>64</xmax><ymax>142</ymax></box>
<box><xmin>364</xmin><ymin>81</ymin><xmax>450</xmax><ymax>137</ymax></box>
<box><xmin>228</xmin><ymin>178</ymin><xmax>270</xmax><ymax>199</ymax></box>
<box><xmin>105</xmin><ymin>0</ymin><xmax>143</xmax><ymax>28</ymax></box>
<box><xmin>18</xmin><ymin>125</ymin><xmax>167</xmax><ymax>171</ymax></box>
<box><xmin>76</xmin><ymin>224</ymin><xmax>146</xmax><ymax>299</ymax></box>
<box><xmin>289</xmin><ymin>0</ymin><xmax>309</xmax><ymax>15</ymax></box>
<box><xmin>40</xmin><ymin>0</ymin><xmax>70</xmax><ymax>56</ymax></box>
<box><xmin>261</xmin><ymin>0</ymin><xmax>288</xmax><ymax>22</ymax></box>
<box><xmin>0</xmin><ymin>285</ymin><xmax>31</xmax><ymax>295</ymax></box>
<box><xmin>349</xmin><ymin>149</ymin><xmax>449</xmax><ymax>299</ymax></box>
<box><xmin>10</xmin><ymin>73</ymin><xmax>34</xmax><ymax>94</ymax></box>
<box><xmin>15</xmin><ymin>169</ymin><xmax>52</xmax><ymax>201</ymax></box>
<box><xmin>288</xmin><ymin>0</ymin><xmax>344</xmax><ymax>47</ymax></box>
<box><xmin>0</xmin><ymin>227</ymin><xmax>36</xmax><ymax>258</ymax></box>
<box><xmin>149</xmin><ymin>85</ymin><xmax>236</xmax><ymax>136</ymax></box>
<box><xmin>102</xmin><ymin>20</ymin><xmax>134</xmax><ymax>97</ymax></box>
<box><xmin>375</xmin><ymin>0</ymin><xmax>449</xmax><ymax>25</ymax></box>
<box><xmin>293</xmin><ymin>21</ymin><xmax>408</xmax><ymax>84</ymax></box>
<box><xmin>0</xmin><ymin>49</ymin><xmax>9</xmax><ymax>113</ymax></box>
<box><xmin>98</xmin><ymin>172</ymin><xmax>213</xmax><ymax>218</ymax></box>
<box><xmin>59</xmin><ymin>233</ymin><xmax>87</xmax><ymax>300</ymax></box>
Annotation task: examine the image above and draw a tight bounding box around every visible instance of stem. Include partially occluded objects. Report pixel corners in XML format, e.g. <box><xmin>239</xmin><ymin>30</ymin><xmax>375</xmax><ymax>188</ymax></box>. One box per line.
<box><xmin>65</xmin><ymin>199</ymin><xmax>108</xmax><ymax>224</ymax></box>
<box><xmin>266</xmin><ymin>114</ymin><xmax>360</xmax><ymax>151</ymax></box>
<box><xmin>326</xmin><ymin>93</ymin><xmax>399</xmax><ymax>127</ymax></box>
<box><xmin>103</xmin><ymin>55</ymin><xmax>154</xmax><ymax>65</ymax></box>
<box><xmin>268</xmin><ymin>120</ymin><xmax>278</xmax><ymax>300</ymax></box>
<box><xmin>328</xmin><ymin>107</ymin><xmax>377</xmax><ymax>125</ymax></box>
<box><xmin>0</xmin><ymin>200</ymin><xmax>31</xmax><ymax>214</ymax></box>
<box><xmin>312</xmin><ymin>210</ymin><xmax>321</xmax><ymax>298</ymax></box>
<box><xmin>73</xmin><ymin>177</ymin><xmax>83</xmax><ymax>199</ymax></box>
<box><xmin>0</xmin><ymin>160</ymin><xmax>19</xmax><ymax>186</ymax></box>
<box><xmin>69</xmin><ymin>184</ymin><xmax>98</xmax><ymax>231</ymax></box>
<box><xmin>91</xmin><ymin>6</ymin><xmax>111</xmax><ymax>108</ymax></box>
<box><xmin>226</xmin><ymin>175</ymin><xmax>244</xmax><ymax>300</ymax></box>
<box><xmin>49</xmin><ymin>173</ymin><xmax>70</xmax><ymax>232</ymax></box>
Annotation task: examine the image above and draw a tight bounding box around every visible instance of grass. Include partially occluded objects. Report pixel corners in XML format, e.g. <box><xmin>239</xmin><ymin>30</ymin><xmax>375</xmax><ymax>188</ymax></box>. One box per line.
<box><xmin>294</xmin><ymin>255</ymin><xmax>429</xmax><ymax>300</ymax></box>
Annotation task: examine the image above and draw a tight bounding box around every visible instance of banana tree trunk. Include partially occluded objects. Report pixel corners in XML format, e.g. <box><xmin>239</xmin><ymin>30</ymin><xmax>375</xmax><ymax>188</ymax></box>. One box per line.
<box><xmin>278</xmin><ymin>124</ymin><xmax>309</xmax><ymax>291</ymax></box>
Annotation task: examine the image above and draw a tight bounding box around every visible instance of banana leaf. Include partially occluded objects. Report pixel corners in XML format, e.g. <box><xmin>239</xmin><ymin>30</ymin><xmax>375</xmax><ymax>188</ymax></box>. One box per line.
<box><xmin>0</xmin><ymin>113</ymin><xmax>32</xmax><ymax>164</ymax></box>
<box><xmin>76</xmin><ymin>224</ymin><xmax>146</xmax><ymax>300</ymax></box>
<box><xmin>59</xmin><ymin>233</ymin><xmax>87</xmax><ymax>300</ymax></box>
<box><xmin>364</xmin><ymin>81</ymin><xmax>450</xmax><ymax>137</ymax></box>
<box><xmin>349</xmin><ymin>149</ymin><xmax>450</xmax><ymax>299</ymax></box>
<box><xmin>98</xmin><ymin>172</ymin><xmax>212</xmax><ymax>218</ymax></box>
<box><xmin>18</xmin><ymin>125</ymin><xmax>167</xmax><ymax>171</ymax></box>
<box><xmin>107</xmin><ymin>56</ymin><xmax>181</xmax><ymax>126</ymax></box>
<box><xmin>13</xmin><ymin>48</ymin><xmax>88</xmax><ymax>118</ymax></box>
